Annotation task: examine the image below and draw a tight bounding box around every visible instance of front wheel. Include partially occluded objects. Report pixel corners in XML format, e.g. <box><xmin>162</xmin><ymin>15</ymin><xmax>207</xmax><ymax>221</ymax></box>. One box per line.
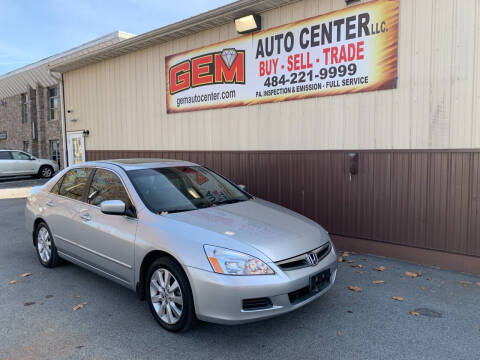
<box><xmin>146</xmin><ymin>257</ymin><xmax>196</xmax><ymax>332</ymax></box>
<box><xmin>34</xmin><ymin>222</ymin><xmax>60</xmax><ymax>268</ymax></box>
<box><xmin>38</xmin><ymin>165</ymin><xmax>54</xmax><ymax>178</ymax></box>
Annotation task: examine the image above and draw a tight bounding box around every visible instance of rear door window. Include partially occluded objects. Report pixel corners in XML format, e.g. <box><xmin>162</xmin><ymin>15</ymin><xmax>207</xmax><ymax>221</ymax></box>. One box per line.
<box><xmin>58</xmin><ymin>168</ymin><xmax>92</xmax><ymax>201</ymax></box>
<box><xmin>87</xmin><ymin>169</ymin><xmax>132</xmax><ymax>207</ymax></box>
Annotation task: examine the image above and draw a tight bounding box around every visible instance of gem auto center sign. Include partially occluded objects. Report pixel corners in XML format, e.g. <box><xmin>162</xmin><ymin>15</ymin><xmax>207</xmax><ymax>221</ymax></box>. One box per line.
<box><xmin>165</xmin><ymin>0</ymin><xmax>398</xmax><ymax>113</ymax></box>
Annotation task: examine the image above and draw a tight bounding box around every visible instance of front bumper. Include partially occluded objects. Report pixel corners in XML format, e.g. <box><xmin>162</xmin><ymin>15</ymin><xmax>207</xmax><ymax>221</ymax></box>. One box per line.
<box><xmin>186</xmin><ymin>245</ymin><xmax>338</xmax><ymax>325</ymax></box>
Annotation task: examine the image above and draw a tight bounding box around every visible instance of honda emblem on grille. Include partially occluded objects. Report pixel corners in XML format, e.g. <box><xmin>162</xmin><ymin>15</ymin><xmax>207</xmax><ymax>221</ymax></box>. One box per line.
<box><xmin>305</xmin><ymin>252</ymin><xmax>319</xmax><ymax>266</ymax></box>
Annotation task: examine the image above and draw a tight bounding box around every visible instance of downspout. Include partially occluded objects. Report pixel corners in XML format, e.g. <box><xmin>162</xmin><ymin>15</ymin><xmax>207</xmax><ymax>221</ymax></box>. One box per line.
<box><xmin>49</xmin><ymin>70</ymin><xmax>68</xmax><ymax>168</ymax></box>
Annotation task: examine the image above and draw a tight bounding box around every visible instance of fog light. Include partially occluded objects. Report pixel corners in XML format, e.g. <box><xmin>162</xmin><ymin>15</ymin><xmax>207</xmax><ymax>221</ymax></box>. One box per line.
<box><xmin>235</xmin><ymin>14</ymin><xmax>261</xmax><ymax>34</ymax></box>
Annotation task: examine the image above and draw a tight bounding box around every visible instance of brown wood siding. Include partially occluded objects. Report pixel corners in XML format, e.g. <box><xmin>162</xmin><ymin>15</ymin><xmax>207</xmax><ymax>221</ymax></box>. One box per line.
<box><xmin>86</xmin><ymin>149</ymin><xmax>480</xmax><ymax>258</ymax></box>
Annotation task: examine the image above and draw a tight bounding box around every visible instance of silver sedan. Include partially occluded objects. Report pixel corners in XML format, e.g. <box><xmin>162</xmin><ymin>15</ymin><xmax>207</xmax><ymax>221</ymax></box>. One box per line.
<box><xmin>25</xmin><ymin>159</ymin><xmax>337</xmax><ymax>332</ymax></box>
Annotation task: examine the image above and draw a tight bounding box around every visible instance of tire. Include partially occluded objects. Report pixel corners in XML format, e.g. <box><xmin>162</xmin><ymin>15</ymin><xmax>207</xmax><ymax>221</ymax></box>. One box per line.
<box><xmin>146</xmin><ymin>257</ymin><xmax>196</xmax><ymax>332</ymax></box>
<box><xmin>34</xmin><ymin>222</ymin><xmax>60</xmax><ymax>268</ymax></box>
<box><xmin>38</xmin><ymin>165</ymin><xmax>54</xmax><ymax>179</ymax></box>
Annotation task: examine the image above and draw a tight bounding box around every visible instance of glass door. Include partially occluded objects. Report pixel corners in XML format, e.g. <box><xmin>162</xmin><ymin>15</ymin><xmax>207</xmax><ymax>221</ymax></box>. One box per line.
<box><xmin>67</xmin><ymin>132</ymin><xmax>85</xmax><ymax>166</ymax></box>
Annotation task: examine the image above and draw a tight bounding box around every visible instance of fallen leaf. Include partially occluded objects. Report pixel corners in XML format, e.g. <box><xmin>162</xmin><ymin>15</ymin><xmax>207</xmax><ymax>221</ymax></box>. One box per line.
<box><xmin>24</xmin><ymin>302</ymin><xmax>35</xmax><ymax>306</ymax></box>
<box><xmin>410</xmin><ymin>311</ymin><xmax>419</xmax><ymax>317</ymax></box>
<box><xmin>421</xmin><ymin>286</ymin><xmax>426</xmax><ymax>291</ymax></box>
<box><xmin>450</xmin><ymin>292</ymin><xmax>454</xmax><ymax>296</ymax></box>
<box><xmin>417</xmin><ymin>269</ymin><xmax>423</xmax><ymax>277</ymax></box>
<box><xmin>361</xmin><ymin>258</ymin><xmax>368</xmax><ymax>261</ymax></box>
<box><xmin>338</xmin><ymin>257</ymin><xmax>344</xmax><ymax>263</ymax></box>
<box><xmin>74</xmin><ymin>295</ymin><xmax>81</xmax><ymax>298</ymax></box>
<box><xmin>426</xmin><ymin>277</ymin><xmax>431</xmax><ymax>281</ymax></box>
<box><xmin>348</xmin><ymin>286</ymin><xmax>362</xmax><ymax>292</ymax></box>
<box><xmin>45</xmin><ymin>295</ymin><xmax>53</xmax><ymax>299</ymax></box>
<box><xmin>372</xmin><ymin>280</ymin><xmax>385</xmax><ymax>284</ymax></box>
<box><xmin>392</xmin><ymin>296</ymin><xmax>404</xmax><ymax>301</ymax></box>
<box><xmin>8</xmin><ymin>280</ymin><xmax>16</xmax><ymax>284</ymax></box>
<box><xmin>356</xmin><ymin>270</ymin><xmax>365</xmax><ymax>274</ymax></box>
<box><xmin>337</xmin><ymin>330</ymin><xmax>342</xmax><ymax>336</ymax></box>
<box><xmin>73</xmin><ymin>303</ymin><xmax>85</xmax><ymax>311</ymax></box>
<box><xmin>460</xmin><ymin>281</ymin><xmax>472</xmax><ymax>287</ymax></box>
<box><xmin>405</xmin><ymin>271</ymin><xmax>418</xmax><ymax>278</ymax></box>
<box><xmin>350</xmin><ymin>264</ymin><xmax>363</xmax><ymax>268</ymax></box>
<box><xmin>21</xmin><ymin>273</ymin><xmax>32</xmax><ymax>278</ymax></box>
<box><xmin>375</xmin><ymin>266</ymin><xmax>386</xmax><ymax>271</ymax></box>
<box><xmin>476</xmin><ymin>282</ymin><xmax>480</xmax><ymax>287</ymax></box>
<box><xmin>342</xmin><ymin>252</ymin><xmax>350</xmax><ymax>257</ymax></box>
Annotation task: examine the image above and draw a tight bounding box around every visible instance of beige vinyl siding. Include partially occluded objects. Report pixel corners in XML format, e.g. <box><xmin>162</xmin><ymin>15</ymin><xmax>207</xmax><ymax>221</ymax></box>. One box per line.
<box><xmin>64</xmin><ymin>0</ymin><xmax>480</xmax><ymax>151</ymax></box>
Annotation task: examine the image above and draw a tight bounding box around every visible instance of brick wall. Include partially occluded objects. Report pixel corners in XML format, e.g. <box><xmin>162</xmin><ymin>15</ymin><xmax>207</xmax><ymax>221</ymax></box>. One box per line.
<box><xmin>0</xmin><ymin>84</ymin><xmax>63</xmax><ymax>168</ymax></box>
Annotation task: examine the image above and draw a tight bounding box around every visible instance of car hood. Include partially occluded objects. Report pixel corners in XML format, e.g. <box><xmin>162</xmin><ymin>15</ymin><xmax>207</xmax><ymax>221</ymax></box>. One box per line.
<box><xmin>167</xmin><ymin>198</ymin><xmax>330</xmax><ymax>262</ymax></box>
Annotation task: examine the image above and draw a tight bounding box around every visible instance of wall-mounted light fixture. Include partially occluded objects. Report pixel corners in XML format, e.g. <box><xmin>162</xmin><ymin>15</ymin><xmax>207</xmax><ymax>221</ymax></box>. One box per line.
<box><xmin>235</xmin><ymin>14</ymin><xmax>261</xmax><ymax>34</ymax></box>
<box><xmin>83</xmin><ymin>129</ymin><xmax>90</xmax><ymax>137</ymax></box>
<box><xmin>345</xmin><ymin>0</ymin><xmax>360</xmax><ymax>4</ymax></box>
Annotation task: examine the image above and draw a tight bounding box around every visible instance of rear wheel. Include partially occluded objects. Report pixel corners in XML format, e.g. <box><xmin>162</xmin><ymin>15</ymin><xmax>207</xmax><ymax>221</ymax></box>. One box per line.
<box><xmin>34</xmin><ymin>222</ymin><xmax>60</xmax><ymax>268</ymax></box>
<box><xmin>38</xmin><ymin>165</ymin><xmax>54</xmax><ymax>178</ymax></box>
<box><xmin>146</xmin><ymin>257</ymin><xmax>196</xmax><ymax>332</ymax></box>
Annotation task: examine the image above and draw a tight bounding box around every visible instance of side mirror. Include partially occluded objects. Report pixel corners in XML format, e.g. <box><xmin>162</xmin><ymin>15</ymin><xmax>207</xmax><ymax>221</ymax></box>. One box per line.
<box><xmin>238</xmin><ymin>184</ymin><xmax>246</xmax><ymax>191</ymax></box>
<box><xmin>100</xmin><ymin>200</ymin><xmax>126</xmax><ymax>215</ymax></box>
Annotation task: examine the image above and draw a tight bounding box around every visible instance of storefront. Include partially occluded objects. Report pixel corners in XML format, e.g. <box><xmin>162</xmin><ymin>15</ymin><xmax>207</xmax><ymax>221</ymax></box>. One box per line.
<box><xmin>50</xmin><ymin>0</ymin><xmax>480</xmax><ymax>274</ymax></box>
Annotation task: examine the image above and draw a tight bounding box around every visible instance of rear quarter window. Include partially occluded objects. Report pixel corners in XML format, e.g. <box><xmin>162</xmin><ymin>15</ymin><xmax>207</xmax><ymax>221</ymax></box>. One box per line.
<box><xmin>50</xmin><ymin>176</ymin><xmax>64</xmax><ymax>195</ymax></box>
<box><xmin>0</xmin><ymin>152</ymin><xmax>12</xmax><ymax>159</ymax></box>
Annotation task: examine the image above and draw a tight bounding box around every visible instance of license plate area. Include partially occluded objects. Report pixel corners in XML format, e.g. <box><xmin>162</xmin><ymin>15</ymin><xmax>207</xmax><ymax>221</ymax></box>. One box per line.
<box><xmin>310</xmin><ymin>269</ymin><xmax>331</xmax><ymax>293</ymax></box>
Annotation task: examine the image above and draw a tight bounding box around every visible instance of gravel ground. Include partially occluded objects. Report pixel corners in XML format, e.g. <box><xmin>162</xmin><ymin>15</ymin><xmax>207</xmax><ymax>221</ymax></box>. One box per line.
<box><xmin>0</xmin><ymin>195</ymin><xmax>479</xmax><ymax>360</ymax></box>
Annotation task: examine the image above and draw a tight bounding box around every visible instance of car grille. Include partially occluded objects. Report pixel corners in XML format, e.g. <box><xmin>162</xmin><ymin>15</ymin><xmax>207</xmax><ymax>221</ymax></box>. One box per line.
<box><xmin>276</xmin><ymin>242</ymin><xmax>331</xmax><ymax>271</ymax></box>
<box><xmin>242</xmin><ymin>297</ymin><xmax>273</xmax><ymax>311</ymax></box>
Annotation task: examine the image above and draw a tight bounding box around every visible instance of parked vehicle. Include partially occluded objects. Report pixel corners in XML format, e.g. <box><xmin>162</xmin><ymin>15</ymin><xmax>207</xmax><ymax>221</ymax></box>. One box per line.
<box><xmin>0</xmin><ymin>150</ymin><xmax>59</xmax><ymax>178</ymax></box>
<box><xmin>25</xmin><ymin>159</ymin><xmax>337</xmax><ymax>332</ymax></box>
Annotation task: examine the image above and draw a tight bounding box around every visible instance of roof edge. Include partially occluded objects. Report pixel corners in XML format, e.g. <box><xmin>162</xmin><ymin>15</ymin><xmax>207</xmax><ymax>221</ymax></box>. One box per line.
<box><xmin>49</xmin><ymin>0</ymin><xmax>299</xmax><ymax>73</ymax></box>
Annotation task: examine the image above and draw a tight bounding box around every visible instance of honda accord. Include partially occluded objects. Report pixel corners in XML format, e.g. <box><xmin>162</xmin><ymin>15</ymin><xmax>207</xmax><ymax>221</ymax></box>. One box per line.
<box><xmin>25</xmin><ymin>159</ymin><xmax>337</xmax><ymax>332</ymax></box>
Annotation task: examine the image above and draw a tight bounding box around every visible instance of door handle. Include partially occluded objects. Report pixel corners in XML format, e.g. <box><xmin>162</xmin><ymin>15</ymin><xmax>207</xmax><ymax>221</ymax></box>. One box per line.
<box><xmin>80</xmin><ymin>213</ymin><xmax>91</xmax><ymax>222</ymax></box>
<box><xmin>46</xmin><ymin>200</ymin><xmax>54</xmax><ymax>207</ymax></box>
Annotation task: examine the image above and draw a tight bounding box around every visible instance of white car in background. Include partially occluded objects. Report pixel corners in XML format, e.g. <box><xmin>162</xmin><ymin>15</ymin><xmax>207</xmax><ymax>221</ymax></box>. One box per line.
<box><xmin>0</xmin><ymin>150</ymin><xmax>59</xmax><ymax>178</ymax></box>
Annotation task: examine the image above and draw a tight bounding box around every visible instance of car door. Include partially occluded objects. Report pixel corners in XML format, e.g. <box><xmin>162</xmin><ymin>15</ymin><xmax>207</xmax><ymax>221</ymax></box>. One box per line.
<box><xmin>10</xmin><ymin>151</ymin><xmax>37</xmax><ymax>175</ymax></box>
<box><xmin>0</xmin><ymin>151</ymin><xmax>15</xmax><ymax>176</ymax></box>
<box><xmin>75</xmin><ymin>168</ymin><xmax>137</xmax><ymax>285</ymax></box>
<box><xmin>46</xmin><ymin>167</ymin><xmax>93</xmax><ymax>258</ymax></box>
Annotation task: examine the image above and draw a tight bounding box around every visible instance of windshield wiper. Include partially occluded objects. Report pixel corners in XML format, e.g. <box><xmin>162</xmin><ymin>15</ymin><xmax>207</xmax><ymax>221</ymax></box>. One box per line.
<box><xmin>213</xmin><ymin>199</ymin><xmax>245</xmax><ymax>206</ymax></box>
<box><xmin>157</xmin><ymin>209</ymin><xmax>193</xmax><ymax>215</ymax></box>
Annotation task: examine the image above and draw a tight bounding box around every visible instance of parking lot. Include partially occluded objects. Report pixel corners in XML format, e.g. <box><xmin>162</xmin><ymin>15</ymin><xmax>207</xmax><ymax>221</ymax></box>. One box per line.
<box><xmin>1</xmin><ymin>181</ymin><xmax>480</xmax><ymax>360</ymax></box>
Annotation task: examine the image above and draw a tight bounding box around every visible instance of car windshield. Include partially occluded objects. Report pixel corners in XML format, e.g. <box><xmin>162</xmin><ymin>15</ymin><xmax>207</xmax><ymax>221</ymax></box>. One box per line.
<box><xmin>127</xmin><ymin>166</ymin><xmax>251</xmax><ymax>214</ymax></box>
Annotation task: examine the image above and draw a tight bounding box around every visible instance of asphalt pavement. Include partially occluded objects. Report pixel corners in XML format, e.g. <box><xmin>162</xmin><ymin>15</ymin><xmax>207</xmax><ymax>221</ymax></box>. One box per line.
<box><xmin>0</xmin><ymin>187</ymin><xmax>479</xmax><ymax>360</ymax></box>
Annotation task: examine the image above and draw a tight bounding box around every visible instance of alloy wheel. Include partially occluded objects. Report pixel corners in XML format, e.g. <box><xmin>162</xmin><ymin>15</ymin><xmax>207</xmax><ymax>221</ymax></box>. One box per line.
<box><xmin>150</xmin><ymin>268</ymin><xmax>184</xmax><ymax>324</ymax></box>
<box><xmin>42</xmin><ymin>167</ymin><xmax>52</xmax><ymax>178</ymax></box>
<box><xmin>37</xmin><ymin>227</ymin><xmax>52</xmax><ymax>263</ymax></box>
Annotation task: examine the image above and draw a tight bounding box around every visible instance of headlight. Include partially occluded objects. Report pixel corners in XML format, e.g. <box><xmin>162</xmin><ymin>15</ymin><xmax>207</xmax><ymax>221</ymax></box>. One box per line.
<box><xmin>204</xmin><ymin>245</ymin><xmax>274</xmax><ymax>275</ymax></box>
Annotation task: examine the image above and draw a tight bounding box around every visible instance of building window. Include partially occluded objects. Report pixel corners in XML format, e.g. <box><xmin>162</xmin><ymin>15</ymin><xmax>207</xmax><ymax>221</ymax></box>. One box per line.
<box><xmin>50</xmin><ymin>139</ymin><xmax>60</xmax><ymax>166</ymax></box>
<box><xmin>23</xmin><ymin>141</ymin><xmax>30</xmax><ymax>154</ymax></box>
<box><xmin>49</xmin><ymin>87</ymin><xmax>59</xmax><ymax>121</ymax></box>
<box><xmin>21</xmin><ymin>93</ymin><xmax>28</xmax><ymax>123</ymax></box>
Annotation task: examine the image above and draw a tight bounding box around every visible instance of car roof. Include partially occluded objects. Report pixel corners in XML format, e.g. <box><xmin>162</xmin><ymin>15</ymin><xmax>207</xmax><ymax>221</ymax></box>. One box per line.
<box><xmin>90</xmin><ymin>158</ymin><xmax>200</xmax><ymax>171</ymax></box>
